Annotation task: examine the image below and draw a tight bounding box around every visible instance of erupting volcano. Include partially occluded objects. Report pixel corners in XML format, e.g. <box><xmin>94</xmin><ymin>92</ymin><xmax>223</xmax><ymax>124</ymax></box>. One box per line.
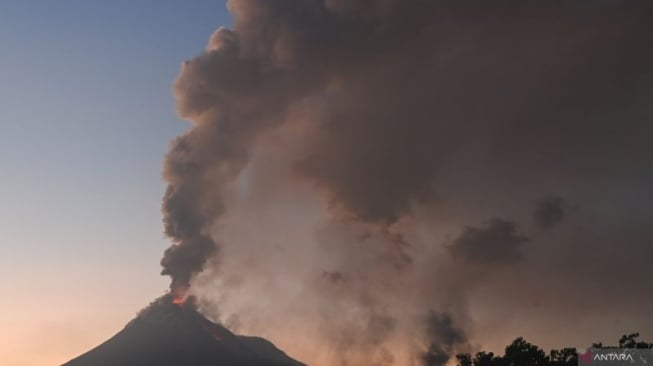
<box><xmin>62</xmin><ymin>295</ymin><xmax>305</xmax><ymax>366</ymax></box>
<box><xmin>60</xmin><ymin>0</ymin><xmax>653</xmax><ymax>364</ymax></box>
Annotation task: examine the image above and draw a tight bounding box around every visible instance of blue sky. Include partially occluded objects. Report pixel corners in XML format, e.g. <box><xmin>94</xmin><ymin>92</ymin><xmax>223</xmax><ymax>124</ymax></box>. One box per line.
<box><xmin>0</xmin><ymin>1</ymin><xmax>230</xmax><ymax>364</ymax></box>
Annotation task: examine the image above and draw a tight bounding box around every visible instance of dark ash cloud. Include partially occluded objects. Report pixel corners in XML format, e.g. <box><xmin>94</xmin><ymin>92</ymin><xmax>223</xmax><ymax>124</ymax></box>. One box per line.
<box><xmin>157</xmin><ymin>0</ymin><xmax>653</xmax><ymax>363</ymax></box>
<box><xmin>448</xmin><ymin>219</ymin><xmax>528</xmax><ymax>265</ymax></box>
<box><xmin>422</xmin><ymin>312</ymin><xmax>468</xmax><ymax>366</ymax></box>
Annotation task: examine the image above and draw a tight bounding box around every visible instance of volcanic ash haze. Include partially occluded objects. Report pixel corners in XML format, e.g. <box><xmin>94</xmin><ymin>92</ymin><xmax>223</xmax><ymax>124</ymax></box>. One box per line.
<box><xmin>159</xmin><ymin>1</ymin><xmax>653</xmax><ymax>365</ymax></box>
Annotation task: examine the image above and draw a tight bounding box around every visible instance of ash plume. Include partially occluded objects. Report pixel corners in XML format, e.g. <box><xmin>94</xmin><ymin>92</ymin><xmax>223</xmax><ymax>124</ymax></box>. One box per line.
<box><xmin>448</xmin><ymin>218</ymin><xmax>528</xmax><ymax>265</ymax></box>
<box><xmin>422</xmin><ymin>312</ymin><xmax>468</xmax><ymax>366</ymax></box>
<box><xmin>158</xmin><ymin>1</ymin><xmax>653</xmax><ymax>365</ymax></box>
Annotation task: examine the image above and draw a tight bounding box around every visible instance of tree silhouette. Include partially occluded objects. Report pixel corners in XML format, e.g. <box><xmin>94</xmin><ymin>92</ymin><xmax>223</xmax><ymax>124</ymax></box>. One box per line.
<box><xmin>503</xmin><ymin>337</ymin><xmax>548</xmax><ymax>366</ymax></box>
<box><xmin>455</xmin><ymin>333</ymin><xmax>652</xmax><ymax>366</ymax></box>
<box><xmin>619</xmin><ymin>333</ymin><xmax>653</xmax><ymax>349</ymax></box>
<box><xmin>548</xmin><ymin>348</ymin><xmax>576</xmax><ymax>366</ymax></box>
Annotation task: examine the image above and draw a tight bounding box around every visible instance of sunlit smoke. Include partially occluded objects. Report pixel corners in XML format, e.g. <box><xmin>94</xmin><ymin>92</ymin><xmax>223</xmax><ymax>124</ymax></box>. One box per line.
<box><xmin>157</xmin><ymin>1</ymin><xmax>653</xmax><ymax>364</ymax></box>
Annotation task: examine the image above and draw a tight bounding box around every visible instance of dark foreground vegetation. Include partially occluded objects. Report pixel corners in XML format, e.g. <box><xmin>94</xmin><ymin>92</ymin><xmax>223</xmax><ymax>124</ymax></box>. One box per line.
<box><xmin>455</xmin><ymin>333</ymin><xmax>652</xmax><ymax>366</ymax></box>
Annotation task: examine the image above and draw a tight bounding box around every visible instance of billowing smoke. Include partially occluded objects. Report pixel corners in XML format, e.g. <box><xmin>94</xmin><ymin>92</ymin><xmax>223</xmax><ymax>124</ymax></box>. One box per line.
<box><xmin>422</xmin><ymin>312</ymin><xmax>468</xmax><ymax>366</ymax></box>
<box><xmin>159</xmin><ymin>1</ymin><xmax>653</xmax><ymax>365</ymax></box>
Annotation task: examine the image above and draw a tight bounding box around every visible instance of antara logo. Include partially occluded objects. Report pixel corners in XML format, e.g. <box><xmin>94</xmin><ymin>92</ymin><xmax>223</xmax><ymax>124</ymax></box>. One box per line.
<box><xmin>593</xmin><ymin>353</ymin><xmax>634</xmax><ymax>361</ymax></box>
<box><xmin>579</xmin><ymin>349</ymin><xmax>635</xmax><ymax>363</ymax></box>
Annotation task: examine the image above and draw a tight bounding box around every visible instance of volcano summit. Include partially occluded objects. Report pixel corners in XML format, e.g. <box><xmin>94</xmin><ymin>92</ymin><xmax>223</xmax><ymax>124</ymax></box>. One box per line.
<box><xmin>62</xmin><ymin>295</ymin><xmax>305</xmax><ymax>366</ymax></box>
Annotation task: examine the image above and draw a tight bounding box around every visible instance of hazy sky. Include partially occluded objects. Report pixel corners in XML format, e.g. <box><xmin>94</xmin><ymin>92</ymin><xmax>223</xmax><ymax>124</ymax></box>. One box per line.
<box><xmin>0</xmin><ymin>1</ymin><xmax>229</xmax><ymax>365</ymax></box>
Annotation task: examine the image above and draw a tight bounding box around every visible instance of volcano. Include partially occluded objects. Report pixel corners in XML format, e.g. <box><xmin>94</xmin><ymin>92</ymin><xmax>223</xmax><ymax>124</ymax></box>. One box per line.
<box><xmin>62</xmin><ymin>295</ymin><xmax>305</xmax><ymax>366</ymax></box>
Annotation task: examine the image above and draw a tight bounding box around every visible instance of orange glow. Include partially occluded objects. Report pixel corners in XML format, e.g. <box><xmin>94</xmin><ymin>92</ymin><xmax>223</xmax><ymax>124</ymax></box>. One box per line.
<box><xmin>170</xmin><ymin>279</ymin><xmax>190</xmax><ymax>307</ymax></box>
<box><xmin>172</xmin><ymin>296</ymin><xmax>185</xmax><ymax>306</ymax></box>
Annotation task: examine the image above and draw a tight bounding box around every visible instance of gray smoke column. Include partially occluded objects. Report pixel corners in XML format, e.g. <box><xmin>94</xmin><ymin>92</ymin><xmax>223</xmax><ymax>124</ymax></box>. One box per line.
<box><xmin>159</xmin><ymin>0</ymin><xmax>444</xmax><ymax>294</ymax></box>
<box><xmin>422</xmin><ymin>312</ymin><xmax>468</xmax><ymax>366</ymax></box>
<box><xmin>158</xmin><ymin>0</ymin><xmax>653</xmax><ymax>364</ymax></box>
<box><xmin>160</xmin><ymin>3</ymin><xmax>330</xmax><ymax>293</ymax></box>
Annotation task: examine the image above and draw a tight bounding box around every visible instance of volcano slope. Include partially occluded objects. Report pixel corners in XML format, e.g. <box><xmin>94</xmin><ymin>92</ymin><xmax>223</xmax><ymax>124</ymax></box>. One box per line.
<box><xmin>62</xmin><ymin>296</ymin><xmax>305</xmax><ymax>366</ymax></box>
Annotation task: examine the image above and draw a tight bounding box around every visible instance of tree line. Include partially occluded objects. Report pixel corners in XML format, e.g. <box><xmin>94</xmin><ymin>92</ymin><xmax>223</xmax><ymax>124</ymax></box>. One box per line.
<box><xmin>455</xmin><ymin>333</ymin><xmax>652</xmax><ymax>366</ymax></box>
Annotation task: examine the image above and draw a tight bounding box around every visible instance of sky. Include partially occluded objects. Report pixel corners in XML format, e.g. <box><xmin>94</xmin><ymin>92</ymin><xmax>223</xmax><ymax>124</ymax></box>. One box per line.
<box><xmin>0</xmin><ymin>1</ymin><xmax>230</xmax><ymax>365</ymax></box>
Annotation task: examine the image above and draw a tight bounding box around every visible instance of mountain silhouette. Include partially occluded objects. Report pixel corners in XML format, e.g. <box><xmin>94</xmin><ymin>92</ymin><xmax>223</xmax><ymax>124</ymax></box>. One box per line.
<box><xmin>62</xmin><ymin>295</ymin><xmax>305</xmax><ymax>366</ymax></box>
